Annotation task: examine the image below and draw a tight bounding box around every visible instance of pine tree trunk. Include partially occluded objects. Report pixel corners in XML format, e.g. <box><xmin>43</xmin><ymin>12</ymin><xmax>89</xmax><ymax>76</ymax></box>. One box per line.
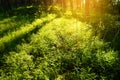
<box><xmin>85</xmin><ymin>0</ymin><xmax>90</xmax><ymax>17</ymax></box>
<box><xmin>70</xmin><ymin>0</ymin><xmax>73</xmax><ymax>11</ymax></box>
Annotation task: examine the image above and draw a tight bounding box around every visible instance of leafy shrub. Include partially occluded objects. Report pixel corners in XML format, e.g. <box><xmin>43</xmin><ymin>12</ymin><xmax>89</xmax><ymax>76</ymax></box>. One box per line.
<box><xmin>0</xmin><ymin>52</ymin><xmax>34</xmax><ymax>80</ymax></box>
<box><xmin>95</xmin><ymin>14</ymin><xmax>120</xmax><ymax>51</ymax></box>
<box><xmin>28</xmin><ymin>18</ymin><xmax>120</xmax><ymax>79</ymax></box>
<box><xmin>85</xmin><ymin>13</ymin><xmax>120</xmax><ymax>51</ymax></box>
<box><xmin>1</xmin><ymin>17</ymin><xmax>120</xmax><ymax>80</ymax></box>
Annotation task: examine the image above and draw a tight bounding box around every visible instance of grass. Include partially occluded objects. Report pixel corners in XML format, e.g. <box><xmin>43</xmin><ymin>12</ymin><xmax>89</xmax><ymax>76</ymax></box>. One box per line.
<box><xmin>0</xmin><ymin>7</ymin><xmax>120</xmax><ymax>79</ymax></box>
<box><xmin>0</xmin><ymin>14</ymin><xmax>56</xmax><ymax>54</ymax></box>
<box><xmin>0</xmin><ymin>16</ymin><xmax>33</xmax><ymax>38</ymax></box>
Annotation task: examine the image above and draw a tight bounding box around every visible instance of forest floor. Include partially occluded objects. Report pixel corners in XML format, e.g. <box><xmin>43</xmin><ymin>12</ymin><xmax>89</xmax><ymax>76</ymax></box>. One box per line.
<box><xmin>0</xmin><ymin>8</ymin><xmax>120</xmax><ymax>79</ymax></box>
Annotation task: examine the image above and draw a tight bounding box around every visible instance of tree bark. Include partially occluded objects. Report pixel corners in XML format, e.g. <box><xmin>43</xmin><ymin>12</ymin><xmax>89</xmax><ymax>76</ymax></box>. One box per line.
<box><xmin>76</xmin><ymin>0</ymin><xmax>81</xmax><ymax>9</ymax></box>
<box><xmin>1</xmin><ymin>0</ymin><xmax>11</xmax><ymax>13</ymax></box>
<box><xmin>62</xmin><ymin>0</ymin><xmax>66</xmax><ymax>11</ymax></box>
<box><xmin>70</xmin><ymin>0</ymin><xmax>73</xmax><ymax>11</ymax></box>
<box><xmin>85</xmin><ymin>0</ymin><xmax>90</xmax><ymax>17</ymax></box>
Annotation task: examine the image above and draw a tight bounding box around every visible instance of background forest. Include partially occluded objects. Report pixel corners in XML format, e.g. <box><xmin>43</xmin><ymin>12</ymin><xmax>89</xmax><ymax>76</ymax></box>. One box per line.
<box><xmin>0</xmin><ymin>0</ymin><xmax>120</xmax><ymax>80</ymax></box>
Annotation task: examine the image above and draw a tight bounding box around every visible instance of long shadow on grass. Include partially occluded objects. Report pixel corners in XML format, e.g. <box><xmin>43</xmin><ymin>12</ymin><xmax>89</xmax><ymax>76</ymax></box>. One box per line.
<box><xmin>0</xmin><ymin>6</ymin><xmax>36</xmax><ymax>38</ymax></box>
<box><xmin>0</xmin><ymin>20</ymin><xmax>53</xmax><ymax>54</ymax></box>
<box><xmin>0</xmin><ymin>6</ymin><xmax>37</xmax><ymax>21</ymax></box>
<box><xmin>0</xmin><ymin>18</ymin><xmax>55</xmax><ymax>67</ymax></box>
<box><xmin>0</xmin><ymin>15</ymin><xmax>35</xmax><ymax>38</ymax></box>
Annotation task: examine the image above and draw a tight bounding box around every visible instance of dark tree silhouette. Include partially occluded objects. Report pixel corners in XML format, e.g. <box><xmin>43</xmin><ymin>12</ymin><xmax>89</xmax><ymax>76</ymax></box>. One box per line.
<box><xmin>1</xmin><ymin>0</ymin><xmax>11</xmax><ymax>13</ymax></box>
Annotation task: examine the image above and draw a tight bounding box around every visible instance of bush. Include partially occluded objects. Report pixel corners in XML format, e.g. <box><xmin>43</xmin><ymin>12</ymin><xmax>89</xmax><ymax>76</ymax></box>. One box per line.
<box><xmin>0</xmin><ymin>52</ymin><xmax>34</xmax><ymax>79</ymax></box>
<box><xmin>28</xmin><ymin>18</ymin><xmax>120</xmax><ymax>79</ymax></box>
<box><xmin>1</xmin><ymin>17</ymin><xmax>120</xmax><ymax>80</ymax></box>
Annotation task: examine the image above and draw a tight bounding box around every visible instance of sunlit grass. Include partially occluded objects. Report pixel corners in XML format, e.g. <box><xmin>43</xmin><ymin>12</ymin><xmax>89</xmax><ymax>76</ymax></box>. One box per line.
<box><xmin>0</xmin><ymin>1</ymin><xmax>120</xmax><ymax>79</ymax></box>
<box><xmin>0</xmin><ymin>14</ymin><xmax>56</xmax><ymax>53</ymax></box>
<box><xmin>0</xmin><ymin>13</ymin><xmax>119</xmax><ymax>79</ymax></box>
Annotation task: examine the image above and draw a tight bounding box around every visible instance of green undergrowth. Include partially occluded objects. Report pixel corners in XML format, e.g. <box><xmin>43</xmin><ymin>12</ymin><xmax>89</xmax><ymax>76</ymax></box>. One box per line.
<box><xmin>0</xmin><ymin>15</ymin><xmax>35</xmax><ymax>38</ymax></box>
<box><xmin>0</xmin><ymin>17</ymin><xmax>120</xmax><ymax>80</ymax></box>
<box><xmin>0</xmin><ymin>14</ymin><xmax>56</xmax><ymax>54</ymax></box>
<box><xmin>0</xmin><ymin>6</ymin><xmax>37</xmax><ymax>38</ymax></box>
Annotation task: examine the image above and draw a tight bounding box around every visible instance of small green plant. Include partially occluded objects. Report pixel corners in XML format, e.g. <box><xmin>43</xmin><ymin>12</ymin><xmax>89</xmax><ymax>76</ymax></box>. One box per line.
<box><xmin>0</xmin><ymin>14</ymin><xmax>120</xmax><ymax>80</ymax></box>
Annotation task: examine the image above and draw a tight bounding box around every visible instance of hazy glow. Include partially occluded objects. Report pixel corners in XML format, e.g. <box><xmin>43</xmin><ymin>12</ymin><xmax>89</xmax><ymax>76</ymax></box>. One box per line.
<box><xmin>84</xmin><ymin>0</ymin><xmax>86</xmax><ymax>4</ymax></box>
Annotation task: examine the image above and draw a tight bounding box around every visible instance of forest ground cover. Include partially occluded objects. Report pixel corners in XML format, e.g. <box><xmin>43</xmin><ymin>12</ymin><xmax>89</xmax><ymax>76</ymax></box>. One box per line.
<box><xmin>0</xmin><ymin>3</ymin><xmax>120</xmax><ymax>80</ymax></box>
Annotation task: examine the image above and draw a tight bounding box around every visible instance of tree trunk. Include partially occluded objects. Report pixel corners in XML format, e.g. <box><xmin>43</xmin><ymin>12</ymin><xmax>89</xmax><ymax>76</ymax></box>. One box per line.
<box><xmin>1</xmin><ymin>0</ymin><xmax>11</xmax><ymax>13</ymax></box>
<box><xmin>85</xmin><ymin>0</ymin><xmax>90</xmax><ymax>17</ymax></box>
<box><xmin>70</xmin><ymin>0</ymin><xmax>73</xmax><ymax>11</ymax></box>
<box><xmin>62</xmin><ymin>0</ymin><xmax>66</xmax><ymax>11</ymax></box>
<box><xmin>76</xmin><ymin>0</ymin><xmax>81</xmax><ymax>9</ymax></box>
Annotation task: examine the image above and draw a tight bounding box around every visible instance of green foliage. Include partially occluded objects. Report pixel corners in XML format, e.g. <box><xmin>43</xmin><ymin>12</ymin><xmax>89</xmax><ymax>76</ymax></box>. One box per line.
<box><xmin>0</xmin><ymin>17</ymin><xmax>119</xmax><ymax>80</ymax></box>
<box><xmin>48</xmin><ymin>5</ymin><xmax>62</xmax><ymax>16</ymax></box>
<box><xmin>1</xmin><ymin>52</ymin><xmax>34</xmax><ymax>80</ymax></box>
<box><xmin>0</xmin><ymin>4</ymin><xmax>120</xmax><ymax>79</ymax></box>
<box><xmin>88</xmin><ymin>13</ymin><xmax>120</xmax><ymax>51</ymax></box>
<box><xmin>0</xmin><ymin>14</ymin><xmax>56</xmax><ymax>54</ymax></box>
<box><xmin>13</xmin><ymin>6</ymin><xmax>38</xmax><ymax>16</ymax></box>
<box><xmin>0</xmin><ymin>15</ymin><xmax>34</xmax><ymax>38</ymax></box>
